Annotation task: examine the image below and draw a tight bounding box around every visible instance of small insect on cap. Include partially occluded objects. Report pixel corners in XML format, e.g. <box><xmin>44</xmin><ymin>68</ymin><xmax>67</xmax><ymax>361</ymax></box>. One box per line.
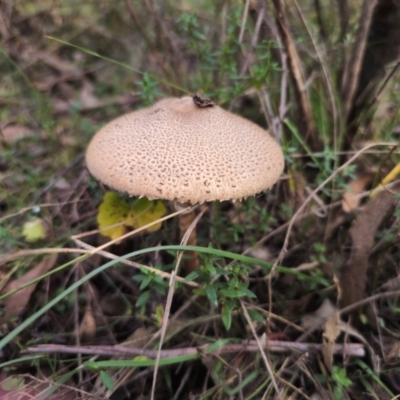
<box><xmin>86</xmin><ymin>96</ymin><xmax>284</xmax><ymax>204</ymax></box>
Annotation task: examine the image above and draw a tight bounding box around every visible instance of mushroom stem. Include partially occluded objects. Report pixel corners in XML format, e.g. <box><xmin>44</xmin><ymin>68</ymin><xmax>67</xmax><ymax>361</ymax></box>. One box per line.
<box><xmin>175</xmin><ymin>202</ymin><xmax>200</xmax><ymax>274</ymax></box>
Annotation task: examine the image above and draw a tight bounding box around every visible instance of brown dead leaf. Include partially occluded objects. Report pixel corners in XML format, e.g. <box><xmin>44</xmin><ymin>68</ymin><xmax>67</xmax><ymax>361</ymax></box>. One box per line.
<box><xmin>124</xmin><ymin>326</ymin><xmax>156</xmax><ymax>348</ymax></box>
<box><xmin>99</xmin><ymin>293</ymin><xmax>128</xmax><ymax>315</ymax></box>
<box><xmin>78</xmin><ymin>304</ymin><xmax>96</xmax><ymax>342</ymax></box>
<box><xmin>0</xmin><ymin>125</ymin><xmax>35</xmax><ymax>149</ymax></box>
<box><xmin>301</xmin><ymin>299</ymin><xmax>336</xmax><ymax>331</ymax></box>
<box><xmin>301</xmin><ymin>299</ymin><xmax>341</xmax><ymax>371</ymax></box>
<box><xmin>339</xmin><ymin>182</ymin><xmax>400</xmax><ymax>309</ymax></box>
<box><xmin>322</xmin><ymin>309</ymin><xmax>340</xmax><ymax>372</ymax></box>
<box><xmin>0</xmin><ymin>254</ymin><xmax>58</xmax><ymax>324</ymax></box>
<box><xmin>342</xmin><ymin>172</ymin><xmax>374</xmax><ymax>212</ymax></box>
<box><xmin>385</xmin><ymin>339</ymin><xmax>400</xmax><ymax>362</ymax></box>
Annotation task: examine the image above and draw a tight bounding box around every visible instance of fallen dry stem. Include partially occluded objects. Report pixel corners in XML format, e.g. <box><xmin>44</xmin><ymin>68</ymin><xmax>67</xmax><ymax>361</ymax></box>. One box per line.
<box><xmin>6</xmin><ymin>340</ymin><xmax>365</xmax><ymax>359</ymax></box>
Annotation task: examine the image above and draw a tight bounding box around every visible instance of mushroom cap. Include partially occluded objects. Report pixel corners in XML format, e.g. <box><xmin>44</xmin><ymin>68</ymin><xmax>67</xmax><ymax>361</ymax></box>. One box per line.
<box><xmin>86</xmin><ymin>96</ymin><xmax>284</xmax><ymax>204</ymax></box>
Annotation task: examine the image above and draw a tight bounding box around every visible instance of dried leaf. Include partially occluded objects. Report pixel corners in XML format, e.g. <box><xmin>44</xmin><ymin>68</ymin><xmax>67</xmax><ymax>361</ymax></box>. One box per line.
<box><xmin>301</xmin><ymin>299</ymin><xmax>336</xmax><ymax>330</ymax></box>
<box><xmin>0</xmin><ymin>254</ymin><xmax>58</xmax><ymax>324</ymax></box>
<box><xmin>339</xmin><ymin>182</ymin><xmax>400</xmax><ymax>308</ymax></box>
<box><xmin>342</xmin><ymin>172</ymin><xmax>374</xmax><ymax>212</ymax></box>
<box><xmin>322</xmin><ymin>309</ymin><xmax>340</xmax><ymax>372</ymax></box>
<box><xmin>125</xmin><ymin>326</ymin><xmax>156</xmax><ymax>348</ymax></box>
<box><xmin>79</xmin><ymin>305</ymin><xmax>96</xmax><ymax>342</ymax></box>
<box><xmin>0</xmin><ymin>125</ymin><xmax>35</xmax><ymax>147</ymax></box>
<box><xmin>301</xmin><ymin>299</ymin><xmax>341</xmax><ymax>371</ymax></box>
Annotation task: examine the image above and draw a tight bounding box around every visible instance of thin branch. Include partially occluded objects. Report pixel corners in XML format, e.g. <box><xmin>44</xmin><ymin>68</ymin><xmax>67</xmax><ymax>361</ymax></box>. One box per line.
<box><xmin>241</xmin><ymin>302</ymin><xmax>283</xmax><ymax>399</ymax></box>
<box><xmin>1</xmin><ymin>340</ymin><xmax>365</xmax><ymax>360</ymax></box>
<box><xmin>339</xmin><ymin>290</ymin><xmax>400</xmax><ymax>316</ymax></box>
<box><xmin>271</xmin><ymin>0</ymin><xmax>317</xmax><ymax>150</ymax></box>
<box><xmin>293</xmin><ymin>0</ymin><xmax>340</xmax><ymax>155</ymax></box>
<box><xmin>341</xmin><ymin>0</ymin><xmax>378</xmax><ymax>120</ymax></box>
<box><xmin>239</xmin><ymin>0</ymin><xmax>251</xmax><ymax>43</ymax></box>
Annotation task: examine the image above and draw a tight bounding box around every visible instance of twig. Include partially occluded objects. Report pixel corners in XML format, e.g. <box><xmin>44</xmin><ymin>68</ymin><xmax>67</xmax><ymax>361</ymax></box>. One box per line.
<box><xmin>341</xmin><ymin>0</ymin><xmax>378</xmax><ymax>120</ymax></box>
<box><xmin>1</xmin><ymin>340</ymin><xmax>365</xmax><ymax>360</ymax></box>
<box><xmin>0</xmin><ymin>248</ymin><xmax>89</xmax><ymax>266</ymax></box>
<box><xmin>339</xmin><ymin>290</ymin><xmax>400</xmax><ymax>317</ymax></box>
<box><xmin>293</xmin><ymin>0</ymin><xmax>339</xmax><ymax>151</ymax></box>
<box><xmin>241</xmin><ymin>302</ymin><xmax>283</xmax><ymax>399</ymax></box>
<box><xmin>239</xmin><ymin>0</ymin><xmax>251</xmax><ymax>43</ymax></box>
<box><xmin>271</xmin><ymin>0</ymin><xmax>317</xmax><ymax>150</ymax></box>
<box><xmin>240</xmin><ymin>4</ymin><xmax>265</xmax><ymax>75</ymax></box>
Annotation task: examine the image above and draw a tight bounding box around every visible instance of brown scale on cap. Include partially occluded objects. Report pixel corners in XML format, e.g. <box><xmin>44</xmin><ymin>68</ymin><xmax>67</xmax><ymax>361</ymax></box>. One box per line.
<box><xmin>86</xmin><ymin>96</ymin><xmax>284</xmax><ymax>204</ymax></box>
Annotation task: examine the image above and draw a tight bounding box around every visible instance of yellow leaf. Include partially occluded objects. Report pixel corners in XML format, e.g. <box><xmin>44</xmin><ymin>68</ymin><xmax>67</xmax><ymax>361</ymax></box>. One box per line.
<box><xmin>22</xmin><ymin>218</ymin><xmax>47</xmax><ymax>242</ymax></box>
<box><xmin>97</xmin><ymin>192</ymin><xmax>132</xmax><ymax>240</ymax></box>
<box><xmin>97</xmin><ymin>192</ymin><xmax>167</xmax><ymax>239</ymax></box>
<box><xmin>129</xmin><ymin>197</ymin><xmax>167</xmax><ymax>232</ymax></box>
<box><xmin>370</xmin><ymin>162</ymin><xmax>400</xmax><ymax>198</ymax></box>
<box><xmin>133</xmin><ymin>355</ymin><xmax>149</xmax><ymax>362</ymax></box>
<box><xmin>155</xmin><ymin>304</ymin><xmax>164</xmax><ymax>325</ymax></box>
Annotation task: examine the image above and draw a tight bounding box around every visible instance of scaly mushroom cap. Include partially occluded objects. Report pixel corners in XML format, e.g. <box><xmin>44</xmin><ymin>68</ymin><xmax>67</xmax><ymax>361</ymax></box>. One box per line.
<box><xmin>86</xmin><ymin>96</ymin><xmax>284</xmax><ymax>203</ymax></box>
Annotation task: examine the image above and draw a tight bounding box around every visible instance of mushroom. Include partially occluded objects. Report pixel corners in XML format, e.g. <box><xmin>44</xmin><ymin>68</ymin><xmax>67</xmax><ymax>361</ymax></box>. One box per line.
<box><xmin>86</xmin><ymin>95</ymin><xmax>284</xmax><ymax>272</ymax></box>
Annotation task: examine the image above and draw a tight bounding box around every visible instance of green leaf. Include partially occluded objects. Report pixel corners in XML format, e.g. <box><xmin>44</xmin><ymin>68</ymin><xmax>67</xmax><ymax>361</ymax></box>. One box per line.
<box><xmin>247</xmin><ymin>309</ymin><xmax>265</xmax><ymax>323</ymax></box>
<box><xmin>221</xmin><ymin>305</ymin><xmax>232</xmax><ymax>331</ymax></box>
<box><xmin>100</xmin><ymin>370</ymin><xmax>114</xmax><ymax>391</ymax></box>
<box><xmin>184</xmin><ymin>270</ymin><xmax>200</xmax><ymax>282</ymax></box>
<box><xmin>205</xmin><ymin>284</ymin><xmax>218</xmax><ymax>306</ymax></box>
<box><xmin>333</xmin><ymin>385</ymin><xmax>344</xmax><ymax>400</ymax></box>
<box><xmin>22</xmin><ymin>218</ymin><xmax>46</xmax><ymax>242</ymax></box>
<box><xmin>205</xmin><ymin>261</ymin><xmax>217</xmax><ymax>275</ymax></box>
<box><xmin>219</xmin><ymin>288</ymin><xmax>249</xmax><ymax>298</ymax></box>
<box><xmin>139</xmin><ymin>275</ymin><xmax>153</xmax><ymax>290</ymax></box>
<box><xmin>239</xmin><ymin>287</ymin><xmax>257</xmax><ymax>298</ymax></box>
<box><xmin>136</xmin><ymin>290</ymin><xmax>150</xmax><ymax>308</ymax></box>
